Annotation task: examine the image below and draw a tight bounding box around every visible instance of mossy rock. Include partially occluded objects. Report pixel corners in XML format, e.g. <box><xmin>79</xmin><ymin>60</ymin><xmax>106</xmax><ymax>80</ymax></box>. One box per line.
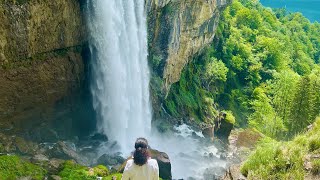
<box><xmin>15</xmin><ymin>137</ymin><xmax>39</xmax><ymax>155</ymax></box>
<box><xmin>0</xmin><ymin>155</ymin><xmax>46</xmax><ymax>180</ymax></box>
<box><xmin>93</xmin><ymin>165</ymin><xmax>109</xmax><ymax>176</ymax></box>
<box><xmin>58</xmin><ymin>160</ymin><xmax>96</xmax><ymax>180</ymax></box>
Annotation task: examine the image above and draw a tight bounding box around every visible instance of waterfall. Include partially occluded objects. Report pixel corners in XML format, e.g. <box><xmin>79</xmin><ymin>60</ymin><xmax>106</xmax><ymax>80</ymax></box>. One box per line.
<box><xmin>87</xmin><ymin>0</ymin><xmax>152</xmax><ymax>153</ymax></box>
<box><xmin>86</xmin><ymin>1</ymin><xmax>227</xmax><ymax>178</ymax></box>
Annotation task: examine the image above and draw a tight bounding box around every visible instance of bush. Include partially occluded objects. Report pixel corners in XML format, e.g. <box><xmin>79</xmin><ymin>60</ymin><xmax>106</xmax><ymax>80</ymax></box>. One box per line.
<box><xmin>93</xmin><ymin>165</ymin><xmax>109</xmax><ymax>176</ymax></box>
<box><xmin>223</xmin><ymin>110</ymin><xmax>236</xmax><ymax>124</ymax></box>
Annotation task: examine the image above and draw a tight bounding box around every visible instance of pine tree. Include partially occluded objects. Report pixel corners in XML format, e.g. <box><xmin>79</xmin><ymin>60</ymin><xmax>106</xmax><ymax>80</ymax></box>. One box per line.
<box><xmin>288</xmin><ymin>76</ymin><xmax>312</xmax><ymax>135</ymax></box>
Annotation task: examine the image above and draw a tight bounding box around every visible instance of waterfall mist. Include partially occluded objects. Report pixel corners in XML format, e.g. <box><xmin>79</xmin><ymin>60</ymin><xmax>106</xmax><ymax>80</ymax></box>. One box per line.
<box><xmin>87</xmin><ymin>0</ymin><xmax>227</xmax><ymax>179</ymax></box>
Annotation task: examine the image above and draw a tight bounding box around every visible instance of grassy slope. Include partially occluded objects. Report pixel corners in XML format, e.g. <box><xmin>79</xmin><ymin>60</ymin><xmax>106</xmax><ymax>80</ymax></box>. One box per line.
<box><xmin>241</xmin><ymin>117</ymin><xmax>320</xmax><ymax>179</ymax></box>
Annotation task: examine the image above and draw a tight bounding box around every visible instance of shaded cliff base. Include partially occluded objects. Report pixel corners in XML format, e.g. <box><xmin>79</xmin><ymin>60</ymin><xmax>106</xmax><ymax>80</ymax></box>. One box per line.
<box><xmin>0</xmin><ymin>43</ymin><xmax>97</xmax><ymax>142</ymax></box>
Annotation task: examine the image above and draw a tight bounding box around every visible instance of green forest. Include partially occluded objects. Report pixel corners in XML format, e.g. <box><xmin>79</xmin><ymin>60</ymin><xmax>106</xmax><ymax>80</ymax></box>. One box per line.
<box><xmin>164</xmin><ymin>0</ymin><xmax>320</xmax><ymax>178</ymax></box>
<box><xmin>165</xmin><ymin>0</ymin><xmax>320</xmax><ymax>138</ymax></box>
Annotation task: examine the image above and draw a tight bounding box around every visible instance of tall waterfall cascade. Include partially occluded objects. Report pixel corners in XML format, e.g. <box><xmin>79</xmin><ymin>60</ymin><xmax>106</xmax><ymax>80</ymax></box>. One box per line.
<box><xmin>87</xmin><ymin>0</ymin><xmax>227</xmax><ymax>178</ymax></box>
<box><xmin>87</xmin><ymin>0</ymin><xmax>152</xmax><ymax>153</ymax></box>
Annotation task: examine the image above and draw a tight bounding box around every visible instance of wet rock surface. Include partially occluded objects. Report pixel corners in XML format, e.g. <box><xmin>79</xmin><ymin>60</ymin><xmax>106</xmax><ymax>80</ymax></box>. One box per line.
<box><xmin>46</xmin><ymin>141</ymin><xmax>89</xmax><ymax>166</ymax></box>
<box><xmin>150</xmin><ymin>149</ymin><xmax>172</xmax><ymax>180</ymax></box>
<box><xmin>97</xmin><ymin>153</ymin><xmax>125</xmax><ymax>166</ymax></box>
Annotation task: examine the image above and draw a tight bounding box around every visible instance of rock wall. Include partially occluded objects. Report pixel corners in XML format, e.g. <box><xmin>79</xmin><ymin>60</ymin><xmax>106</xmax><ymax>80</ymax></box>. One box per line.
<box><xmin>0</xmin><ymin>0</ymin><xmax>231</xmax><ymax>138</ymax></box>
<box><xmin>0</xmin><ymin>0</ymin><xmax>90</xmax><ymax>138</ymax></box>
<box><xmin>146</xmin><ymin>0</ymin><xmax>230</xmax><ymax>92</ymax></box>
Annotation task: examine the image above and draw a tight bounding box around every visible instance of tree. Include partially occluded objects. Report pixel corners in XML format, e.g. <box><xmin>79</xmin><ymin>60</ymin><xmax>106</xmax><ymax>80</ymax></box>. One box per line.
<box><xmin>249</xmin><ymin>87</ymin><xmax>286</xmax><ymax>138</ymax></box>
<box><xmin>270</xmin><ymin>70</ymin><xmax>300</xmax><ymax>126</ymax></box>
<box><xmin>308</xmin><ymin>67</ymin><xmax>320</xmax><ymax>122</ymax></box>
<box><xmin>288</xmin><ymin>76</ymin><xmax>313</xmax><ymax>135</ymax></box>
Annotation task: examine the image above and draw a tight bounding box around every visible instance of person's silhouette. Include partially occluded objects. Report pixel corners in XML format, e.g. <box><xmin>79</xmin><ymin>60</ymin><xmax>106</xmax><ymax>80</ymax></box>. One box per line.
<box><xmin>122</xmin><ymin>138</ymin><xmax>159</xmax><ymax>180</ymax></box>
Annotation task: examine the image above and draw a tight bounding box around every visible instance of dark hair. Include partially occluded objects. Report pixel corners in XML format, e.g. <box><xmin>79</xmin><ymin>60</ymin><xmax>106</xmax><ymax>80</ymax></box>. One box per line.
<box><xmin>133</xmin><ymin>137</ymin><xmax>150</xmax><ymax>166</ymax></box>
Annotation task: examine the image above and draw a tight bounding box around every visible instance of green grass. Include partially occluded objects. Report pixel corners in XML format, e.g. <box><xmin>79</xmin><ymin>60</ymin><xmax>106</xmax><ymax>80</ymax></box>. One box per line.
<box><xmin>311</xmin><ymin>159</ymin><xmax>320</xmax><ymax>175</ymax></box>
<box><xmin>58</xmin><ymin>161</ymin><xmax>113</xmax><ymax>180</ymax></box>
<box><xmin>0</xmin><ymin>155</ymin><xmax>46</xmax><ymax>180</ymax></box>
<box><xmin>309</xmin><ymin>137</ymin><xmax>320</xmax><ymax>152</ymax></box>
<box><xmin>241</xmin><ymin>117</ymin><xmax>320</xmax><ymax>179</ymax></box>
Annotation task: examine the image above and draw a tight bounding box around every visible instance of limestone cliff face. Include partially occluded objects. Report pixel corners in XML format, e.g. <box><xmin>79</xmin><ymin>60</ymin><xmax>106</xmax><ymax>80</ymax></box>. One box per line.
<box><xmin>146</xmin><ymin>0</ymin><xmax>230</xmax><ymax>92</ymax></box>
<box><xmin>0</xmin><ymin>0</ymin><xmax>230</xmax><ymax>137</ymax></box>
<box><xmin>0</xmin><ymin>0</ymin><xmax>89</xmax><ymax>137</ymax></box>
<box><xmin>0</xmin><ymin>0</ymin><xmax>85</xmax><ymax>64</ymax></box>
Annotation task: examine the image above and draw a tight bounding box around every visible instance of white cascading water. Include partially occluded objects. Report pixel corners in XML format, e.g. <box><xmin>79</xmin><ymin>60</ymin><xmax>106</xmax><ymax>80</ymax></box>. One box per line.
<box><xmin>87</xmin><ymin>0</ymin><xmax>227</xmax><ymax>179</ymax></box>
<box><xmin>87</xmin><ymin>0</ymin><xmax>152</xmax><ymax>153</ymax></box>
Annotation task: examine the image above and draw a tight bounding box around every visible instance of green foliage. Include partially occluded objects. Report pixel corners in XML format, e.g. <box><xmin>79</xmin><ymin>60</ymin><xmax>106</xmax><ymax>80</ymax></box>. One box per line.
<box><xmin>205</xmin><ymin>58</ymin><xmax>229</xmax><ymax>82</ymax></box>
<box><xmin>311</xmin><ymin>159</ymin><xmax>320</xmax><ymax>175</ymax></box>
<box><xmin>59</xmin><ymin>161</ymin><xmax>96</xmax><ymax>180</ymax></box>
<box><xmin>0</xmin><ymin>155</ymin><xmax>46</xmax><ymax>180</ymax></box>
<box><xmin>288</xmin><ymin>76</ymin><xmax>314</xmax><ymax>135</ymax></box>
<box><xmin>223</xmin><ymin>110</ymin><xmax>236</xmax><ymax>125</ymax></box>
<box><xmin>248</xmin><ymin>87</ymin><xmax>286</xmax><ymax>138</ymax></box>
<box><xmin>308</xmin><ymin>137</ymin><xmax>320</xmax><ymax>152</ymax></box>
<box><xmin>93</xmin><ymin>165</ymin><xmax>109</xmax><ymax>176</ymax></box>
<box><xmin>164</xmin><ymin>60</ymin><xmax>216</xmax><ymax>123</ymax></box>
<box><xmin>270</xmin><ymin>70</ymin><xmax>300</xmax><ymax>126</ymax></box>
<box><xmin>163</xmin><ymin>0</ymin><xmax>320</xmax><ymax>133</ymax></box>
<box><xmin>241</xmin><ymin>117</ymin><xmax>320</xmax><ymax>179</ymax></box>
<box><xmin>217</xmin><ymin>0</ymin><xmax>319</xmax><ymax>136</ymax></box>
<box><xmin>150</xmin><ymin>55</ymin><xmax>162</xmax><ymax>71</ymax></box>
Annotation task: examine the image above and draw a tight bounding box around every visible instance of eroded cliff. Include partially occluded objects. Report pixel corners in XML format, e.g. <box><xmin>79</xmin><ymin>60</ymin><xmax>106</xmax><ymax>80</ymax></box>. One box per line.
<box><xmin>147</xmin><ymin>0</ymin><xmax>230</xmax><ymax>92</ymax></box>
<box><xmin>0</xmin><ymin>0</ymin><xmax>230</xmax><ymax>138</ymax></box>
<box><xmin>0</xmin><ymin>0</ymin><xmax>90</xmax><ymax>139</ymax></box>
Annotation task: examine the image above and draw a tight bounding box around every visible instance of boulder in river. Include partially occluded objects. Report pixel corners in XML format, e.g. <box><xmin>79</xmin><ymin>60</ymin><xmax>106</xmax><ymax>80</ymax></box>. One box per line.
<box><xmin>150</xmin><ymin>149</ymin><xmax>172</xmax><ymax>180</ymax></box>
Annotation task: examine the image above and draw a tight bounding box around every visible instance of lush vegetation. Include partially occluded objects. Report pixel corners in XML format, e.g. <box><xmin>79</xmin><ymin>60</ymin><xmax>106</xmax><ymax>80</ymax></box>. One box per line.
<box><xmin>58</xmin><ymin>161</ymin><xmax>124</xmax><ymax>180</ymax></box>
<box><xmin>164</xmin><ymin>0</ymin><xmax>320</xmax><ymax>139</ymax></box>
<box><xmin>160</xmin><ymin>0</ymin><xmax>320</xmax><ymax>178</ymax></box>
<box><xmin>241</xmin><ymin>117</ymin><xmax>320</xmax><ymax>179</ymax></box>
<box><xmin>0</xmin><ymin>156</ymin><xmax>126</xmax><ymax>180</ymax></box>
<box><xmin>0</xmin><ymin>155</ymin><xmax>46</xmax><ymax>180</ymax></box>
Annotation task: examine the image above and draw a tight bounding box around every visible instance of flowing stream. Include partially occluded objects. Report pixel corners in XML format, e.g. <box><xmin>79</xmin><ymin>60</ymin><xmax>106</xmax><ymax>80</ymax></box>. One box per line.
<box><xmin>87</xmin><ymin>0</ymin><xmax>227</xmax><ymax>179</ymax></box>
